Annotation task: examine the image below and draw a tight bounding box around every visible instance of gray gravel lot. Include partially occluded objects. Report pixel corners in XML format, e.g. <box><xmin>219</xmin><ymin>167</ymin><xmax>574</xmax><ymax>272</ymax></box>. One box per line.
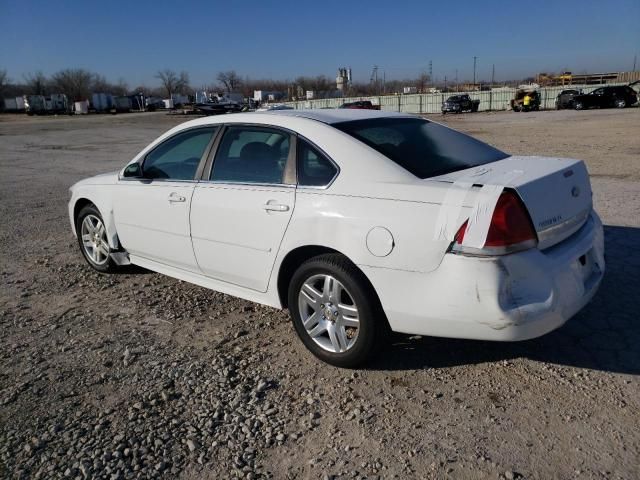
<box><xmin>1</xmin><ymin>109</ymin><xmax>639</xmax><ymax>479</ymax></box>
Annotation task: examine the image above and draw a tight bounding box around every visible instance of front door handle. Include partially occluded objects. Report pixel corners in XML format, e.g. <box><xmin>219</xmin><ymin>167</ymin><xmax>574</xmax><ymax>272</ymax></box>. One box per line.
<box><xmin>263</xmin><ymin>202</ymin><xmax>290</xmax><ymax>212</ymax></box>
<box><xmin>168</xmin><ymin>192</ymin><xmax>186</xmax><ymax>203</ymax></box>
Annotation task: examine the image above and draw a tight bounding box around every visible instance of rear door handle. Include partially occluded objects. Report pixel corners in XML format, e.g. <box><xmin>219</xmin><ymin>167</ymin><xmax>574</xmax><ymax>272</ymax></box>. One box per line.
<box><xmin>168</xmin><ymin>192</ymin><xmax>186</xmax><ymax>203</ymax></box>
<box><xmin>263</xmin><ymin>203</ymin><xmax>290</xmax><ymax>212</ymax></box>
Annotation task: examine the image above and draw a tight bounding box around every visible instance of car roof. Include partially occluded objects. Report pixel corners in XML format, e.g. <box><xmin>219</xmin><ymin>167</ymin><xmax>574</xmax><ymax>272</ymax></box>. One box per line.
<box><xmin>261</xmin><ymin>108</ymin><xmax>415</xmax><ymax>124</ymax></box>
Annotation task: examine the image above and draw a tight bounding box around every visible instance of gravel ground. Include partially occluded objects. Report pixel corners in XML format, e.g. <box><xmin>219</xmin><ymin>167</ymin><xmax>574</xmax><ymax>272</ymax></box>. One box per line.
<box><xmin>0</xmin><ymin>109</ymin><xmax>639</xmax><ymax>480</ymax></box>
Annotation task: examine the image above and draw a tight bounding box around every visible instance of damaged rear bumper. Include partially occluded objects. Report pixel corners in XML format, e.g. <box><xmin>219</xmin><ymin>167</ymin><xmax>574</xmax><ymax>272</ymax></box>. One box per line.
<box><xmin>362</xmin><ymin>211</ymin><xmax>605</xmax><ymax>341</ymax></box>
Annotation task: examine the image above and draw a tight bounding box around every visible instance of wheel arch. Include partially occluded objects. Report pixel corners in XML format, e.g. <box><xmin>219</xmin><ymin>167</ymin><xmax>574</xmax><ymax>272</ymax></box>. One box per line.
<box><xmin>71</xmin><ymin>195</ymin><xmax>120</xmax><ymax>250</ymax></box>
<box><xmin>276</xmin><ymin>245</ymin><xmax>386</xmax><ymax>322</ymax></box>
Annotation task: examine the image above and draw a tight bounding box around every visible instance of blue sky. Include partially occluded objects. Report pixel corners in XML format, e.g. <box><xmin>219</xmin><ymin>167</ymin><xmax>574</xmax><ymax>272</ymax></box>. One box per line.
<box><xmin>1</xmin><ymin>0</ymin><xmax>638</xmax><ymax>88</ymax></box>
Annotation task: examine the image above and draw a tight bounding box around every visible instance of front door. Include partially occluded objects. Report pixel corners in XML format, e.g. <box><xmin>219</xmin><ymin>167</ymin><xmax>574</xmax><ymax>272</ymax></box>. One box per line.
<box><xmin>113</xmin><ymin>127</ymin><xmax>217</xmax><ymax>271</ymax></box>
<box><xmin>191</xmin><ymin>125</ymin><xmax>295</xmax><ymax>292</ymax></box>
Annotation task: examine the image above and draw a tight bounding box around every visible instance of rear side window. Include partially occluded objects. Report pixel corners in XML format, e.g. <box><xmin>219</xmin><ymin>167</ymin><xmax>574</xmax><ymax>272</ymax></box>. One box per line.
<box><xmin>211</xmin><ymin>126</ymin><xmax>290</xmax><ymax>184</ymax></box>
<box><xmin>143</xmin><ymin>127</ymin><xmax>216</xmax><ymax>180</ymax></box>
<box><xmin>333</xmin><ymin>117</ymin><xmax>508</xmax><ymax>179</ymax></box>
<box><xmin>297</xmin><ymin>139</ymin><xmax>337</xmax><ymax>187</ymax></box>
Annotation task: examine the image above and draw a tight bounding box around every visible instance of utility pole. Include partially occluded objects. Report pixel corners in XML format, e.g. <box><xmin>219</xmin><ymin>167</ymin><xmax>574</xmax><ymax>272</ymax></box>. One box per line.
<box><xmin>444</xmin><ymin>75</ymin><xmax>447</xmax><ymax>91</ymax></box>
<box><xmin>429</xmin><ymin>60</ymin><xmax>433</xmax><ymax>83</ymax></box>
<box><xmin>455</xmin><ymin>69</ymin><xmax>458</xmax><ymax>91</ymax></box>
<box><xmin>473</xmin><ymin>56</ymin><xmax>478</xmax><ymax>89</ymax></box>
<box><xmin>634</xmin><ymin>54</ymin><xmax>637</xmax><ymax>72</ymax></box>
<box><xmin>491</xmin><ymin>64</ymin><xmax>495</xmax><ymax>87</ymax></box>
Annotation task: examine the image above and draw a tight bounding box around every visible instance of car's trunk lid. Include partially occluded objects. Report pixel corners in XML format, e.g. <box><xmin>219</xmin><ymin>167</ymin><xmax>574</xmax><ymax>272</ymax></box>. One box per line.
<box><xmin>435</xmin><ymin>155</ymin><xmax>593</xmax><ymax>249</ymax></box>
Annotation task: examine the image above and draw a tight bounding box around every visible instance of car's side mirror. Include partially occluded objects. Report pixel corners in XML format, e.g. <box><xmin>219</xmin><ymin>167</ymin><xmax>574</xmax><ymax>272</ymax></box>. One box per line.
<box><xmin>123</xmin><ymin>163</ymin><xmax>143</xmax><ymax>178</ymax></box>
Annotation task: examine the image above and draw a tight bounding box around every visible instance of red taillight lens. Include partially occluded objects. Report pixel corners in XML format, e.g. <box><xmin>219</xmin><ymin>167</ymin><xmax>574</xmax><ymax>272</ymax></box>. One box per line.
<box><xmin>485</xmin><ymin>191</ymin><xmax>537</xmax><ymax>247</ymax></box>
<box><xmin>452</xmin><ymin>190</ymin><xmax>537</xmax><ymax>255</ymax></box>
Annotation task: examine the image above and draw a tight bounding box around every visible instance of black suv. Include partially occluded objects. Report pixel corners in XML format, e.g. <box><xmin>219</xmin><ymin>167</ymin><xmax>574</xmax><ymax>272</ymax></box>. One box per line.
<box><xmin>441</xmin><ymin>94</ymin><xmax>480</xmax><ymax>114</ymax></box>
<box><xmin>572</xmin><ymin>86</ymin><xmax>637</xmax><ymax>110</ymax></box>
<box><xmin>555</xmin><ymin>89</ymin><xmax>581</xmax><ymax>110</ymax></box>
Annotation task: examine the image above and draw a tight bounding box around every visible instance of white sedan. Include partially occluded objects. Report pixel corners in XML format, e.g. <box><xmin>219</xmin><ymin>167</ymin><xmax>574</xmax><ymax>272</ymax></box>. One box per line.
<box><xmin>68</xmin><ymin>110</ymin><xmax>605</xmax><ymax>367</ymax></box>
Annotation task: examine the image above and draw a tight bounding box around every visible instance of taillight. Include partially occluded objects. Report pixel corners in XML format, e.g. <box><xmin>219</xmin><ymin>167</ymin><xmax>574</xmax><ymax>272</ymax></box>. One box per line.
<box><xmin>451</xmin><ymin>190</ymin><xmax>537</xmax><ymax>256</ymax></box>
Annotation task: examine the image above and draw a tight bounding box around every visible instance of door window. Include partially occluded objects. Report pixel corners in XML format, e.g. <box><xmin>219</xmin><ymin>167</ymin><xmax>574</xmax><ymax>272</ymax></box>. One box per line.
<box><xmin>143</xmin><ymin>127</ymin><xmax>216</xmax><ymax>180</ymax></box>
<box><xmin>297</xmin><ymin>139</ymin><xmax>338</xmax><ymax>187</ymax></box>
<box><xmin>211</xmin><ymin>126</ymin><xmax>290</xmax><ymax>184</ymax></box>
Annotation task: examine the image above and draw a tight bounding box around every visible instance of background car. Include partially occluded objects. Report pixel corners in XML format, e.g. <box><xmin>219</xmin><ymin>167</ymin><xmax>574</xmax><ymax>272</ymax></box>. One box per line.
<box><xmin>555</xmin><ymin>89</ymin><xmax>581</xmax><ymax>109</ymax></box>
<box><xmin>69</xmin><ymin>110</ymin><xmax>604</xmax><ymax>367</ymax></box>
<box><xmin>441</xmin><ymin>94</ymin><xmax>480</xmax><ymax>114</ymax></box>
<box><xmin>573</xmin><ymin>85</ymin><xmax>637</xmax><ymax>110</ymax></box>
<box><xmin>338</xmin><ymin>100</ymin><xmax>380</xmax><ymax>110</ymax></box>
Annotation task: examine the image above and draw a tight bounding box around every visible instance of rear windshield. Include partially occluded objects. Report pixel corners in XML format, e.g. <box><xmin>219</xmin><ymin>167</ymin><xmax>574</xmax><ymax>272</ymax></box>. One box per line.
<box><xmin>333</xmin><ymin>117</ymin><xmax>509</xmax><ymax>179</ymax></box>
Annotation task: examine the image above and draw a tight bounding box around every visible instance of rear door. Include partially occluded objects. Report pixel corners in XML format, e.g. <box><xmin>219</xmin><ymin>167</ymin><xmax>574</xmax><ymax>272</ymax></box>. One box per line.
<box><xmin>190</xmin><ymin>125</ymin><xmax>295</xmax><ymax>292</ymax></box>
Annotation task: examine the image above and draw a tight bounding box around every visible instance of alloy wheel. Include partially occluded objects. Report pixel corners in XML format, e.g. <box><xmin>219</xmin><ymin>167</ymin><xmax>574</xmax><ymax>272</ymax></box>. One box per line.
<box><xmin>80</xmin><ymin>214</ymin><xmax>109</xmax><ymax>265</ymax></box>
<box><xmin>298</xmin><ymin>274</ymin><xmax>360</xmax><ymax>353</ymax></box>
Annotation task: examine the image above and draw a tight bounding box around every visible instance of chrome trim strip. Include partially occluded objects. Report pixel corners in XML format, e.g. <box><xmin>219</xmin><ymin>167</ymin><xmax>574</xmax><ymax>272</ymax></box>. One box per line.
<box><xmin>537</xmin><ymin>207</ymin><xmax>591</xmax><ymax>245</ymax></box>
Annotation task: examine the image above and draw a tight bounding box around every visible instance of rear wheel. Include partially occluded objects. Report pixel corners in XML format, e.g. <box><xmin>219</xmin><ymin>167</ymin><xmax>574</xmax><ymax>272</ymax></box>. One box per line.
<box><xmin>574</xmin><ymin>101</ymin><xmax>584</xmax><ymax>110</ymax></box>
<box><xmin>288</xmin><ymin>254</ymin><xmax>386</xmax><ymax>367</ymax></box>
<box><xmin>615</xmin><ymin>99</ymin><xmax>626</xmax><ymax>108</ymax></box>
<box><xmin>76</xmin><ymin>204</ymin><xmax>118</xmax><ymax>273</ymax></box>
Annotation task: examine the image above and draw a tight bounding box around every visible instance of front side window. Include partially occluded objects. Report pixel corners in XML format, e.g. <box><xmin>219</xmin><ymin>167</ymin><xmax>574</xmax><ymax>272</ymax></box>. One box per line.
<box><xmin>143</xmin><ymin>127</ymin><xmax>216</xmax><ymax>180</ymax></box>
<box><xmin>297</xmin><ymin>139</ymin><xmax>338</xmax><ymax>187</ymax></box>
<box><xmin>211</xmin><ymin>126</ymin><xmax>290</xmax><ymax>184</ymax></box>
<box><xmin>334</xmin><ymin>117</ymin><xmax>508</xmax><ymax>179</ymax></box>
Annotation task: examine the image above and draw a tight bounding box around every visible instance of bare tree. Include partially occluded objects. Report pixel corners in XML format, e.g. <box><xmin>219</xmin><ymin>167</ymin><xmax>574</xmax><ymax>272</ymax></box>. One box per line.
<box><xmin>50</xmin><ymin>68</ymin><xmax>94</xmax><ymax>101</ymax></box>
<box><xmin>23</xmin><ymin>71</ymin><xmax>48</xmax><ymax>95</ymax></box>
<box><xmin>112</xmin><ymin>78</ymin><xmax>129</xmax><ymax>96</ymax></box>
<box><xmin>0</xmin><ymin>69</ymin><xmax>9</xmax><ymax>96</ymax></box>
<box><xmin>216</xmin><ymin>70</ymin><xmax>242</xmax><ymax>93</ymax></box>
<box><xmin>156</xmin><ymin>69</ymin><xmax>190</xmax><ymax>97</ymax></box>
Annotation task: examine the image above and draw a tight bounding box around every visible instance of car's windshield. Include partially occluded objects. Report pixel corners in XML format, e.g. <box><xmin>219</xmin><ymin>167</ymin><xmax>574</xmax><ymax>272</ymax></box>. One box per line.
<box><xmin>333</xmin><ymin>117</ymin><xmax>509</xmax><ymax>179</ymax></box>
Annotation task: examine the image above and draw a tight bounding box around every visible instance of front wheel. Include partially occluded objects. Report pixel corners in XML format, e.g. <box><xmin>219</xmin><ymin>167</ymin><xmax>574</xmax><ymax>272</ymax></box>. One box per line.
<box><xmin>288</xmin><ymin>254</ymin><xmax>386</xmax><ymax>367</ymax></box>
<box><xmin>574</xmin><ymin>101</ymin><xmax>584</xmax><ymax>110</ymax></box>
<box><xmin>615</xmin><ymin>99</ymin><xmax>626</xmax><ymax>108</ymax></box>
<box><xmin>76</xmin><ymin>204</ymin><xmax>119</xmax><ymax>273</ymax></box>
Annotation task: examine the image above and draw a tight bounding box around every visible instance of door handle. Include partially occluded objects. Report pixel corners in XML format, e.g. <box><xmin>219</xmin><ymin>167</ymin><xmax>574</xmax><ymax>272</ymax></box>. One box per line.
<box><xmin>168</xmin><ymin>192</ymin><xmax>186</xmax><ymax>203</ymax></box>
<box><xmin>263</xmin><ymin>203</ymin><xmax>290</xmax><ymax>212</ymax></box>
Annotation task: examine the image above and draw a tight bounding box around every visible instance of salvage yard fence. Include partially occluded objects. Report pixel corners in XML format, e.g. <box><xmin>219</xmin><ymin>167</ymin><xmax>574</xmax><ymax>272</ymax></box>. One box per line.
<box><xmin>283</xmin><ymin>82</ymin><xmax>637</xmax><ymax>113</ymax></box>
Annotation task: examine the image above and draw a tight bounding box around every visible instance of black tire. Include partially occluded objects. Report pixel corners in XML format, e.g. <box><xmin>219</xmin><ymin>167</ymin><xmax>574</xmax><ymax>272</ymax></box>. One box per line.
<box><xmin>574</xmin><ymin>101</ymin><xmax>584</xmax><ymax>111</ymax></box>
<box><xmin>288</xmin><ymin>253</ymin><xmax>386</xmax><ymax>368</ymax></box>
<box><xmin>75</xmin><ymin>204</ymin><xmax>119</xmax><ymax>273</ymax></box>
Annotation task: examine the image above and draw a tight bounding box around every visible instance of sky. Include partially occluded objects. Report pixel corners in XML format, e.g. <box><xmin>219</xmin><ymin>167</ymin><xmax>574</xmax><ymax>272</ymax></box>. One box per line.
<box><xmin>1</xmin><ymin>0</ymin><xmax>639</xmax><ymax>89</ymax></box>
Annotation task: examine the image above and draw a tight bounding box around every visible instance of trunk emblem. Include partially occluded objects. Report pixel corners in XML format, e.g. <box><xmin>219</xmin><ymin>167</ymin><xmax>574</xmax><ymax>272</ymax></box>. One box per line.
<box><xmin>564</xmin><ymin>169</ymin><xmax>574</xmax><ymax>178</ymax></box>
<box><xmin>572</xmin><ymin>186</ymin><xmax>580</xmax><ymax>197</ymax></box>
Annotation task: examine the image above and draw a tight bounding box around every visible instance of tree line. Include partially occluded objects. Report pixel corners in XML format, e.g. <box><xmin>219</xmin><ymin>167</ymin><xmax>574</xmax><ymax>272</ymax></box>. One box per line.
<box><xmin>1</xmin><ymin>66</ymin><xmax>452</xmax><ymax>102</ymax></box>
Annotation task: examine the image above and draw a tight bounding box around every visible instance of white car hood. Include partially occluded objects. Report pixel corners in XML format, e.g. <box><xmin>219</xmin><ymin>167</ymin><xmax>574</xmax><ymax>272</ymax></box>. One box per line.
<box><xmin>71</xmin><ymin>171</ymin><xmax>120</xmax><ymax>189</ymax></box>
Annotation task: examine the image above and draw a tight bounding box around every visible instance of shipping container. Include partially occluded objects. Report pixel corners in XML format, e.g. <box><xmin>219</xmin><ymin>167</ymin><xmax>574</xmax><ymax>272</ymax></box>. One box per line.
<box><xmin>50</xmin><ymin>94</ymin><xmax>69</xmax><ymax>113</ymax></box>
<box><xmin>74</xmin><ymin>100</ymin><xmax>89</xmax><ymax>114</ymax></box>
<box><xmin>25</xmin><ymin>95</ymin><xmax>47</xmax><ymax>114</ymax></box>
<box><xmin>113</xmin><ymin>96</ymin><xmax>132</xmax><ymax>112</ymax></box>
<box><xmin>91</xmin><ymin>93</ymin><xmax>114</xmax><ymax>112</ymax></box>
<box><xmin>2</xmin><ymin>97</ymin><xmax>18</xmax><ymax>111</ymax></box>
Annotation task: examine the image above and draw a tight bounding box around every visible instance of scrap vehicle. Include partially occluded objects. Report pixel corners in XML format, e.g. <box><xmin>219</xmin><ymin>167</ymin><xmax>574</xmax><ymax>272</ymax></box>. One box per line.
<box><xmin>338</xmin><ymin>100</ymin><xmax>381</xmax><ymax>110</ymax></box>
<box><xmin>68</xmin><ymin>110</ymin><xmax>605</xmax><ymax>367</ymax></box>
<box><xmin>511</xmin><ymin>88</ymin><xmax>541</xmax><ymax>112</ymax></box>
<box><xmin>441</xmin><ymin>94</ymin><xmax>480</xmax><ymax>114</ymax></box>
<box><xmin>195</xmin><ymin>93</ymin><xmax>244</xmax><ymax>115</ymax></box>
<box><xmin>555</xmin><ymin>89</ymin><xmax>581</xmax><ymax>110</ymax></box>
<box><xmin>572</xmin><ymin>85</ymin><xmax>638</xmax><ymax>110</ymax></box>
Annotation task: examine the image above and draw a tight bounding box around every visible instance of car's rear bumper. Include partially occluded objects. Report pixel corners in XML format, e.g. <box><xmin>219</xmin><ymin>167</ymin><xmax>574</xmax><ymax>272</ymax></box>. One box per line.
<box><xmin>362</xmin><ymin>211</ymin><xmax>605</xmax><ymax>341</ymax></box>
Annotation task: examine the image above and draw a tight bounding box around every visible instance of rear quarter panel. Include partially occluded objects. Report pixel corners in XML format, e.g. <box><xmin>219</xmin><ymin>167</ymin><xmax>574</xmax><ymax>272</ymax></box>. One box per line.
<box><xmin>276</xmin><ymin>189</ymin><xmax>457</xmax><ymax>274</ymax></box>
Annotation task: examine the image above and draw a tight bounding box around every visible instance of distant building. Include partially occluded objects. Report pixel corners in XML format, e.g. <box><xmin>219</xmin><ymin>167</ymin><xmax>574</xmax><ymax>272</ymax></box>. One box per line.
<box><xmin>336</xmin><ymin>67</ymin><xmax>352</xmax><ymax>92</ymax></box>
<box><xmin>254</xmin><ymin>90</ymin><xmax>285</xmax><ymax>102</ymax></box>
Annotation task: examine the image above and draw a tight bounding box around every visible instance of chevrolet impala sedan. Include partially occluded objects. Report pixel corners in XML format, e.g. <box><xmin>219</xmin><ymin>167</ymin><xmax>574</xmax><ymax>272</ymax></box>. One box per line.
<box><xmin>68</xmin><ymin>110</ymin><xmax>605</xmax><ymax>367</ymax></box>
